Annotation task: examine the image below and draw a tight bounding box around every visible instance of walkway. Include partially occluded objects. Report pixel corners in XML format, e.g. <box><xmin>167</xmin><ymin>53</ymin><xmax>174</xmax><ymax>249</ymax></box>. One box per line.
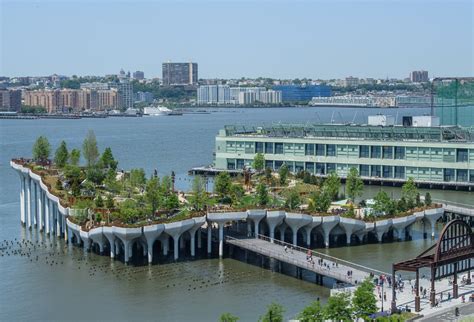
<box><xmin>226</xmin><ymin>234</ymin><xmax>388</xmax><ymax>285</ymax></box>
<box><xmin>420</xmin><ymin>302</ymin><xmax>474</xmax><ymax>321</ymax></box>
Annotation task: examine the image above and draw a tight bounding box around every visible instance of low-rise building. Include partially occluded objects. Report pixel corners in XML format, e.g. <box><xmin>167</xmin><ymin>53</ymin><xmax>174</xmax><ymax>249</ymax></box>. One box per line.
<box><xmin>0</xmin><ymin>89</ymin><xmax>22</xmax><ymax>112</ymax></box>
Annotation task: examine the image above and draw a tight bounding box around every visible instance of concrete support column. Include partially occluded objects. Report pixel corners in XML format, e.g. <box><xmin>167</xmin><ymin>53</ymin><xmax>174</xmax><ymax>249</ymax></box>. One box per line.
<box><xmin>162</xmin><ymin>237</ymin><xmax>169</xmax><ymax>256</ymax></box>
<box><xmin>323</xmin><ymin>232</ymin><xmax>330</xmax><ymax>248</ymax></box>
<box><xmin>123</xmin><ymin>241</ymin><xmax>130</xmax><ymax>263</ymax></box>
<box><xmin>26</xmin><ymin>177</ymin><xmax>32</xmax><ymax>229</ymax></box>
<box><xmin>190</xmin><ymin>231</ymin><xmax>196</xmax><ymax>257</ymax></box>
<box><xmin>56</xmin><ymin>207</ymin><xmax>61</xmax><ymax>237</ymax></box>
<box><xmin>20</xmin><ymin>176</ymin><xmax>25</xmax><ymax>224</ymax></box>
<box><xmin>292</xmin><ymin>229</ymin><xmax>298</xmax><ymax>246</ymax></box>
<box><xmin>33</xmin><ymin>182</ymin><xmax>38</xmax><ymax>227</ymax></box>
<box><xmin>218</xmin><ymin>223</ymin><xmax>224</xmax><ymax>258</ymax></box>
<box><xmin>180</xmin><ymin>235</ymin><xmax>185</xmax><ymax>249</ymax></box>
<box><xmin>146</xmin><ymin>239</ymin><xmax>154</xmax><ymax>264</ymax></box>
<box><xmin>109</xmin><ymin>239</ymin><xmax>115</xmax><ymax>259</ymax></box>
<box><xmin>115</xmin><ymin>240</ymin><xmax>120</xmax><ymax>256</ymax></box>
<box><xmin>346</xmin><ymin>233</ymin><xmax>352</xmax><ymax>245</ymax></box>
<box><xmin>279</xmin><ymin>226</ymin><xmax>286</xmax><ymax>242</ymax></box>
<box><xmin>269</xmin><ymin>228</ymin><xmax>275</xmax><ymax>242</ymax></box>
<box><xmin>37</xmin><ymin>189</ymin><xmax>43</xmax><ymax>231</ymax></box>
<box><xmin>197</xmin><ymin>228</ymin><xmax>202</xmax><ymax>249</ymax></box>
<box><xmin>305</xmin><ymin>228</ymin><xmax>312</xmax><ymax>247</ymax></box>
<box><xmin>430</xmin><ymin>221</ymin><xmax>436</xmax><ymax>239</ymax></box>
<box><xmin>63</xmin><ymin>217</ymin><xmax>67</xmax><ymax>241</ymax></box>
<box><xmin>207</xmin><ymin>225</ymin><xmax>212</xmax><ymax>254</ymax></box>
<box><xmin>50</xmin><ymin>201</ymin><xmax>55</xmax><ymax>235</ymax></box>
<box><xmin>173</xmin><ymin>236</ymin><xmax>180</xmax><ymax>260</ymax></box>
<box><xmin>254</xmin><ymin>218</ymin><xmax>262</xmax><ymax>237</ymax></box>
<box><xmin>247</xmin><ymin>221</ymin><xmax>252</xmax><ymax>237</ymax></box>
<box><xmin>44</xmin><ymin>197</ymin><xmax>50</xmax><ymax>235</ymax></box>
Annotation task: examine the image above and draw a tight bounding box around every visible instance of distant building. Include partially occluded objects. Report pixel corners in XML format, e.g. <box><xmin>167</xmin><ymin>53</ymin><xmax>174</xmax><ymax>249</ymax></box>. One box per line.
<box><xmin>344</xmin><ymin>76</ymin><xmax>359</xmax><ymax>87</ymax></box>
<box><xmin>0</xmin><ymin>89</ymin><xmax>21</xmax><ymax>112</ymax></box>
<box><xmin>197</xmin><ymin>85</ymin><xmax>228</xmax><ymax>104</ymax></box>
<box><xmin>135</xmin><ymin>91</ymin><xmax>154</xmax><ymax>103</ymax></box>
<box><xmin>197</xmin><ymin>86</ymin><xmax>281</xmax><ymax>105</ymax></box>
<box><xmin>133</xmin><ymin>71</ymin><xmax>145</xmax><ymax>80</ymax></box>
<box><xmin>162</xmin><ymin>62</ymin><xmax>198</xmax><ymax>86</ymax></box>
<box><xmin>80</xmin><ymin>82</ymin><xmax>109</xmax><ymax>90</ymax></box>
<box><xmin>238</xmin><ymin>91</ymin><xmax>256</xmax><ymax>105</ymax></box>
<box><xmin>272</xmin><ymin>85</ymin><xmax>331</xmax><ymax>102</ymax></box>
<box><xmin>410</xmin><ymin>70</ymin><xmax>429</xmax><ymax>83</ymax></box>
<box><xmin>116</xmin><ymin>79</ymin><xmax>133</xmax><ymax>109</ymax></box>
<box><xmin>259</xmin><ymin>90</ymin><xmax>282</xmax><ymax>104</ymax></box>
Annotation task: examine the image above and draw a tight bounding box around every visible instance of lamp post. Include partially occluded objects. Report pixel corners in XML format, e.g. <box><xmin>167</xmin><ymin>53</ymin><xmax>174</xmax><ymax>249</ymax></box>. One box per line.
<box><xmin>381</xmin><ymin>276</ymin><xmax>385</xmax><ymax>313</ymax></box>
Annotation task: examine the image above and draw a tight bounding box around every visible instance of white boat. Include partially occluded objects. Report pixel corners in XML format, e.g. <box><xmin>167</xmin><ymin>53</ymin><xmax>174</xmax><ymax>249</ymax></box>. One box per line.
<box><xmin>143</xmin><ymin>106</ymin><xmax>172</xmax><ymax>116</ymax></box>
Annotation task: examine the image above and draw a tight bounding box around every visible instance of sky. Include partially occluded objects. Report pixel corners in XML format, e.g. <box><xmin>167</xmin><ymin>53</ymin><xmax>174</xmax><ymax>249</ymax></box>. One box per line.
<box><xmin>1</xmin><ymin>0</ymin><xmax>473</xmax><ymax>79</ymax></box>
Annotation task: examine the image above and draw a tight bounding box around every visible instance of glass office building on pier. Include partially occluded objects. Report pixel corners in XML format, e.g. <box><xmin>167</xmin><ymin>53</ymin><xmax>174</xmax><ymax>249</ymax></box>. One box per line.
<box><xmin>214</xmin><ymin>117</ymin><xmax>474</xmax><ymax>189</ymax></box>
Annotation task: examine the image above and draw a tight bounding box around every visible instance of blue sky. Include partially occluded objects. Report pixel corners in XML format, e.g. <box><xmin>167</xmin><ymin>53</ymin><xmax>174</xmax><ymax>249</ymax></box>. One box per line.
<box><xmin>1</xmin><ymin>0</ymin><xmax>473</xmax><ymax>79</ymax></box>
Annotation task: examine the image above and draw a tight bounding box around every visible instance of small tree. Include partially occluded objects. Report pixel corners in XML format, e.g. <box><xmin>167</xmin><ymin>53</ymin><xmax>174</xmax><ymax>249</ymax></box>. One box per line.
<box><xmin>346</xmin><ymin>167</ymin><xmax>364</xmax><ymax>202</ymax></box>
<box><xmin>297</xmin><ymin>300</ymin><xmax>323</xmax><ymax>322</ymax></box>
<box><xmin>64</xmin><ymin>165</ymin><xmax>82</xmax><ymax>197</ymax></box>
<box><xmin>130</xmin><ymin>168</ymin><xmax>146</xmax><ymax>188</ymax></box>
<box><xmin>402</xmin><ymin>177</ymin><xmax>418</xmax><ymax>209</ymax></box>
<box><xmin>219</xmin><ymin>312</ymin><xmax>239</xmax><ymax>322</ymax></box>
<box><xmin>278</xmin><ymin>164</ymin><xmax>289</xmax><ymax>186</ymax></box>
<box><xmin>82</xmin><ymin>130</ymin><xmax>99</xmax><ymax>167</ymax></box>
<box><xmin>54</xmin><ymin>141</ymin><xmax>69</xmax><ymax>168</ymax></box>
<box><xmin>100</xmin><ymin>147</ymin><xmax>118</xmax><ymax>170</ymax></box>
<box><xmin>189</xmin><ymin>176</ymin><xmax>208</xmax><ymax>211</ymax></box>
<box><xmin>323</xmin><ymin>292</ymin><xmax>352</xmax><ymax>321</ymax></box>
<box><xmin>145</xmin><ymin>176</ymin><xmax>161</xmax><ymax>217</ymax></box>
<box><xmin>214</xmin><ymin>172</ymin><xmax>232</xmax><ymax>200</ymax></box>
<box><xmin>352</xmin><ymin>278</ymin><xmax>377</xmax><ymax>320</ymax></box>
<box><xmin>265</xmin><ymin>167</ymin><xmax>273</xmax><ymax>185</ymax></box>
<box><xmin>373</xmin><ymin>190</ymin><xmax>391</xmax><ymax>215</ymax></box>
<box><xmin>415</xmin><ymin>192</ymin><xmax>422</xmax><ymax>207</ymax></box>
<box><xmin>285</xmin><ymin>189</ymin><xmax>301</xmax><ymax>210</ymax></box>
<box><xmin>424</xmin><ymin>192</ymin><xmax>432</xmax><ymax>206</ymax></box>
<box><xmin>32</xmin><ymin>135</ymin><xmax>51</xmax><ymax>164</ymax></box>
<box><xmin>230</xmin><ymin>184</ymin><xmax>245</xmax><ymax>205</ymax></box>
<box><xmin>259</xmin><ymin>302</ymin><xmax>285</xmax><ymax>322</ymax></box>
<box><xmin>308</xmin><ymin>189</ymin><xmax>332</xmax><ymax>213</ymax></box>
<box><xmin>256</xmin><ymin>182</ymin><xmax>270</xmax><ymax>206</ymax></box>
<box><xmin>69</xmin><ymin>148</ymin><xmax>81</xmax><ymax>166</ymax></box>
<box><xmin>95</xmin><ymin>194</ymin><xmax>104</xmax><ymax>208</ymax></box>
<box><xmin>253</xmin><ymin>153</ymin><xmax>265</xmax><ymax>172</ymax></box>
<box><xmin>105</xmin><ymin>194</ymin><xmax>114</xmax><ymax>209</ymax></box>
<box><xmin>323</xmin><ymin>171</ymin><xmax>341</xmax><ymax>201</ymax></box>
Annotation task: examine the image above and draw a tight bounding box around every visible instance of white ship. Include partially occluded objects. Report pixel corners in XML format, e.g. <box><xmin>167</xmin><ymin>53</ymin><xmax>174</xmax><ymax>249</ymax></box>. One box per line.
<box><xmin>143</xmin><ymin>106</ymin><xmax>173</xmax><ymax>116</ymax></box>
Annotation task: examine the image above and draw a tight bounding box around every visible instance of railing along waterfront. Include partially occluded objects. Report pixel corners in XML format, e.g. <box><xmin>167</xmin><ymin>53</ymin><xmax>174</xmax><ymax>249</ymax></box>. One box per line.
<box><xmin>254</xmin><ymin>234</ymin><xmax>389</xmax><ymax>277</ymax></box>
<box><xmin>433</xmin><ymin>199</ymin><xmax>474</xmax><ymax>217</ymax></box>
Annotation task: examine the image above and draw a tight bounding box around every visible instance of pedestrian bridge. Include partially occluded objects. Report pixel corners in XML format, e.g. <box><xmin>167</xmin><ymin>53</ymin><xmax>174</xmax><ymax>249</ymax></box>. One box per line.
<box><xmin>226</xmin><ymin>234</ymin><xmax>388</xmax><ymax>285</ymax></box>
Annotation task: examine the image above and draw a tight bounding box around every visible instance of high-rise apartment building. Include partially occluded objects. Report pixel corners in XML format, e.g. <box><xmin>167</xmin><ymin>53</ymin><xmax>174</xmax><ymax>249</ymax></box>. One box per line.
<box><xmin>162</xmin><ymin>62</ymin><xmax>198</xmax><ymax>86</ymax></box>
<box><xmin>0</xmin><ymin>89</ymin><xmax>22</xmax><ymax>112</ymax></box>
<box><xmin>133</xmin><ymin>71</ymin><xmax>145</xmax><ymax>80</ymax></box>
<box><xmin>410</xmin><ymin>70</ymin><xmax>429</xmax><ymax>83</ymax></box>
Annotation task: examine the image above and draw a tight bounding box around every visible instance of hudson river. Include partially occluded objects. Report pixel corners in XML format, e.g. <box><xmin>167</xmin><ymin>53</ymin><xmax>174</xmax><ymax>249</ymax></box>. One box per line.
<box><xmin>1</xmin><ymin>107</ymin><xmax>472</xmax><ymax>321</ymax></box>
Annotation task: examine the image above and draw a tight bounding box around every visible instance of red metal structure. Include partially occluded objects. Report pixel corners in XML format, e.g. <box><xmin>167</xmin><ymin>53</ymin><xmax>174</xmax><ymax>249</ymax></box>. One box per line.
<box><xmin>391</xmin><ymin>219</ymin><xmax>473</xmax><ymax>312</ymax></box>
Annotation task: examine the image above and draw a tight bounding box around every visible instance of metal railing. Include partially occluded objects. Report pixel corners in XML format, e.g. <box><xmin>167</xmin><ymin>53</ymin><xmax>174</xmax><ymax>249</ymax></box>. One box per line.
<box><xmin>254</xmin><ymin>233</ymin><xmax>389</xmax><ymax>276</ymax></box>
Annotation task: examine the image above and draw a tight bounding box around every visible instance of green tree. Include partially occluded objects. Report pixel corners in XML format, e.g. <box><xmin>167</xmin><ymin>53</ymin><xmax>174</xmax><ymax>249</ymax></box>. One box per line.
<box><xmin>308</xmin><ymin>189</ymin><xmax>332</xmax><ymax>213</ymax></box>
<box><xmin>265</xmin><ymin>167</ymin><xmax>273</xmax><ymax>185</ymax></box>
<box><xmin>189</xmin><ymin>176</ymin><xmax>208</xmax><ymax>211</ymax></box>
<box><xmin>105</xmin><ymin>194</ymin><xmax>115</xmax><ymax>209</ymax></box>
<box><xmin>100</xmin><ymin>147</ymin><xmax>118</xmax><ymax>170</ymax></box>
<box><xmin>219</xmin><ymin>312</ymin><xmax>239</xmax><ymax>322</ymax></box>
<box><xmin>297</xmin><ymin>300</ymin><xmax>323</xmax><ymax>322</ymax></box>
<box><xmin>346</xmin><ymin>167</ymin><xmax>364</xmax><ymax>202</ymax></box>
<box><xmin>69</xmin><ymin>148</ymin><xmax>81</xmax><ymax>166</ymax></box>
<box><xmin>401</xmin><ymin>178</ymin><xmax>418</xmax><ymax>209</ymax></box>
<box><xmin>214</xmin><ymin>172</ymin><xmax>232</xmax><ymax>200</ymax></box>
<box><xmin>256</xmin><ymin>182</ymin><xmax>270</xmax><ymax>206</ymax></box>
<box><xmin>145</xmin><ymin>176</ymin><xmax>161</xmax><ymax>217</ymax></box>
<box><xmin>86</xmin><ymin>165</ymin><xmax>105</xmax><ymax>185</ymax></box>
<box><xmin>32</xmin><ymin>135</ymin><xmax>51</xmax><ymax>164</ymax></box>
<box><xmin>104</xmin><ymin>168</ymin><xmax>120</xmax><ymax>193</ymax></box>
<box><xmin>164</xmin><ymin>193</ymin><xmax>180</xmax><ymax>210</ymax></box>
<box><xmin>259</xmin><ymin>302</ymin><xmax>285</xmax><ymax>322</ymax></box>
<box><xmin>352</xmin><ymin>278</ymin><xmax>377</xmax><ymax>320</ymax></box>
<box><xmin>285</xmin><ymin>188</ymin><xmax>301</xmax><ymax>210</ymax></box>
<box><xmin>323</xmin><ymin>171</ymin><xmax>341</xmax><ymax>201</ymax></box>
<box><xmin>82</xmin><ymin>130</ymin><xmax>99</xmax><ymax>167</ymax></box>
<box><xmin>278</xmin><ymin>164</ymin><xmax>289</xmax><ymax>186</ymax></box>
<box><xmin>54</xmin><ymin>141</ymin><xmax>69</xmax><ymax>168</ymax></box>
<box><xmin>230</xmin><ymin>184</ymin><xmax>245</xmax><ymax>205</ymax></box>
<box><xmin>415</xmin><ymin>193</ymin><xmax>422</xmax><ymax>207</ymax></box>
<box><xmin>373</xmin><ymin>190</ymin><xmax>396</xmax><ymax>215</ymax></box>
<box><xmin>95</xmin><ymin>194</ymin><xmax>104</xmax><ymax>208</ymax></box>
<box><xmin>424</xmin><ymin>192</ymin><xmax>432</xmax><ymax>206</ymax></box>
<box><xmin>253</xmin><ymin>153</ymin><xmax>265</xmax><ymax>171</ymax></box>
<box><xmin>323</xmin><ymin>292</ymin><xmax>352</xmax><ymax>321</ymax></box>
<box><xmin>130</xmin><ymin>168</ymin><xmax>146</xmax><ymax>188</ymax></box>
<box><xmin>64</xmin><ymin>165</ymin><xmax>82</xmax><ymax>197</ymax></box>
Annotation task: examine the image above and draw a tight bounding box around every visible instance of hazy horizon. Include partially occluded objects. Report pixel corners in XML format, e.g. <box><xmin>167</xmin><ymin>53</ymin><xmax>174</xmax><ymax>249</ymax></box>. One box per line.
<box><xmin>1</xmin><ymin>0</ymin><xmax>473</xmax><ymax>79</ymax></box>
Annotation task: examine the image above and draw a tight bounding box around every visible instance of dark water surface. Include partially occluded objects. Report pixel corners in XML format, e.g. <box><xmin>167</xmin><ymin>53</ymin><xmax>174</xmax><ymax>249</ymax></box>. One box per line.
<box><xmin>1</xmin><ymin>107</ymin><xmax>471</xmax><ymax>321</ymax></box>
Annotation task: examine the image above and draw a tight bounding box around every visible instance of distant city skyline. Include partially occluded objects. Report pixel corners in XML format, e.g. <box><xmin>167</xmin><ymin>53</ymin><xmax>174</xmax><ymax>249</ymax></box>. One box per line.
<box><xmin>1</xmin><ymin>0</ymin><xmax>473</xmax><ymax>79</ymax></box>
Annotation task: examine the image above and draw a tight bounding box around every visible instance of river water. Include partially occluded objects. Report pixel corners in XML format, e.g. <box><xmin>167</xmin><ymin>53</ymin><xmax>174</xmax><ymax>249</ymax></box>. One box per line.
<box><xmin>0</xmin><ymin>107</ymin><xmax>472</xmax><ymax>321</ymax></box>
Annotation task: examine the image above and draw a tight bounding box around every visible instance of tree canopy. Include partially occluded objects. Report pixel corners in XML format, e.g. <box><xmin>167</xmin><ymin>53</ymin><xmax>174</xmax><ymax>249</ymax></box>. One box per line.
<box><xmin>322</xmin><ymin>292</ymin><xmax>352</xmax><ymax>321</ymax></box>
<box><xmin>259</xmin><ymin>302</ymin><xmax>285</xmax><ymax>322</ymax></box>
<box><xmin>346</xmin><ymin>167</ymin><xmax>364</xmax><ymax>201</ymax></box>
<box><xmin>253</xmin><ymin>153</ymin><xmax>265</xmax><ymax>171</ymax></box>
<box><xmin>32</xmin><ymin>136</ymin><xmax>51</xmax><ymax>164</ymax></box>
<box><xmin>297</xmin><ymin>300</ymin><xmax>323</xmax><ymax>322</ymax></box>
<box><xmin>82</xmin><ymin>130</ymin><xmax>99</xmax><ymax>167</ymax></box>
<box><xmin>352</xmin><ymin>278</ymin><xmax>377</xmax><ymax>319</ymax></box>
<box><xmin>69</xmin><ymin>148</ymin><xmax>81</xmax><ymax>166</ymax></box>
<box><xmin>54</xmin><ymin>141</ymin><xmax>69</xmax><ymax>168</ymax></box>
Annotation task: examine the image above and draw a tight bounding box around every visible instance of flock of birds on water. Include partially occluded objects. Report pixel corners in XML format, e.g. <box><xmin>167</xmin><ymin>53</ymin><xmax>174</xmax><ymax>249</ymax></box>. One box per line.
<box><xmin>0</xmin><ymin>237</ymin><xmax>265</xmax><ymax>293</ymax></box>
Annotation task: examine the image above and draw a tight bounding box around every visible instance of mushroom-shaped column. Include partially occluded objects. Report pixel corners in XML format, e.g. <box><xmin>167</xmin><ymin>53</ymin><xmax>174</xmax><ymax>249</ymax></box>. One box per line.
<box><xmin>102</xmin><ymin>226</ymin><xmax>116</xmax><ymax>258</ymax></box>
<box><xmin>188</xmin><ymin>216</ymin><xmax>206</xmax><ymax>257</ymax></box>
<box><xmin>19</xmin><ymin>174</ymin><xmax>26</xmax><ymax>225</ymax></box>
<box><xmin>320</xmin><ymin>216</ymin><xmax>340</xmax><ymax>248</ymax></box>
<box><xmin>247</xmin><ymin>209</ymin><xmax>267</xmax><ymax>237</ymax></box>
<box><xmin>80</xmin><ymin>230</ymin><xmax>91</xmax><ymax>251</ymax></box>
<box><xmin>66</xmin><ymin>218</ymin><xmax>82</xmax><ymax>246</ymax></box>
<box><xmin>424</xmin><ymin>208</ymin><xmax>444</xmax><ymax>239</ymax></box>
<box><xmin>285</xmin><ymin>213</ymin><xmax>312</xmax><ymax>246</ymax></box>
<box><xmin>266</xmin><ymin>211</ymin><xmax>285</xmax><ymax>243</ymax></box>
<box><xmin>303</xmin><ymin>216</ymin><xmax>322</xmax><ymax>247</ymax></box>
<box><xmin>114</xmin><ymin>226</ymin><xmax>143</xmax><ymax>263</ymax></box>
<box><xmin>374</xmin><ymin>218</ymin><xmax>393</xmax><ymax>242</ymax></box>
<box><xmin>164</xmin><ymin>219</ymin><xmax>194</xmax><ymax>260</ymax></box>
<box><xmin>208</xmin><ymin>211</ymin><xmax>248</xmax><ymax>257</ymax></box>
<box><xmin>355</xmin><ymin>222</ymin><xmax>375</xmax><ymax>243</ymax></box>
<box><xmin>26</xmin><ymin>176</ymin><xmax>32</xmax><ymax>229</ymax></box>
<box><xmin>277</xmin><ymin>222</ymin><xmax>288</xmax><ymax>242</ymax></box>
<box><xmin>392</xmin><ymin>215</ymin><xmax>416</xmax><ymax>240</ymax></box>
<box><xmin>44</xmin><ymin>196</ymin><xmax>50</xmax><ymax>235</ymax></box>
<box><xmin>89</xmin><ymin>227</ymin><xmax>106</xmax><ymax>254</ymax></box>
<box><xmin>339</xmin><ymin>217</ymin><xmax>365</xmax><ymax>245</ymax></box>
<box><xmin>143</xmin><ymin>223</ymin><xmax>165</xmax><ymax>264</ymax></box>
